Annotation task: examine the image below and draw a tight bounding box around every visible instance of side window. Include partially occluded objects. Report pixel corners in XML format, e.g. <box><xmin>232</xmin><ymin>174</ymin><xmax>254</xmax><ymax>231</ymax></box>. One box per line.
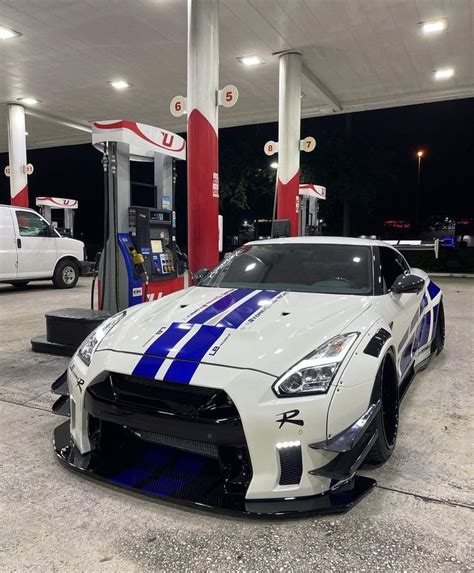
<box><xmin>380</xmin><ymin>247</ymin><xmax>407</xmax><ymax>292</ymax></box>
<box><xmin>15</xmin><ymin>211</ymin><xmax>50</xmax><ymax>237</ymax></box>
<box><xmin>399</xmin><ymin>254</ymin><xmax>410</xmax><ymax>273</ymax></box>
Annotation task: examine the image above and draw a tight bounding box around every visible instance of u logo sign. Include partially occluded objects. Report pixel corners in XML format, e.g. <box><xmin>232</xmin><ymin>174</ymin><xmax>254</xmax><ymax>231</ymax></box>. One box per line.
<box><xmin>161</xmin><ymin>132</ymin><xmax>175</xmax><ymax>148</ymax></box>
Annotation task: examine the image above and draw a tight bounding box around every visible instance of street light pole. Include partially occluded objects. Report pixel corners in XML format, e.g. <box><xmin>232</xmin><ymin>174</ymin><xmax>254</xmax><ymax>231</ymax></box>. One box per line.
<box><xmin>415</xmin><ymin>150</ymin><xmax>424</xmax><ymax>235</ymax></box>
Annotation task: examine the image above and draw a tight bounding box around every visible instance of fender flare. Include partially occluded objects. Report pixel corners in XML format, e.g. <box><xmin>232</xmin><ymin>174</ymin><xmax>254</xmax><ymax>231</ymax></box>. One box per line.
<box><xmin>325</xmin><ymin>320</ymin><xmax>396</xmax><ymax>440</ymax></box>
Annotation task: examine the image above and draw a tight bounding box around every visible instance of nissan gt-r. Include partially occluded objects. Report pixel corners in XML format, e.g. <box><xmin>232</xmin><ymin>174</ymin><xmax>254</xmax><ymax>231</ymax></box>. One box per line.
<box><xmin>52</xmin><ymin>237</ymin><xmax>444</xmax><ymax>516</ymax></box>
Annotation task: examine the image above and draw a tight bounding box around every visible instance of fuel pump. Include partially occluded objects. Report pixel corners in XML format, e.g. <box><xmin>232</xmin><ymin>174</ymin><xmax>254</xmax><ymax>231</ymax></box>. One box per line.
<box><xmin>128</xmin><ymin>206</ymin><xmax>178</xmax><ymax>280</ymax></box>
<box><xmin>35</xmin><ymin>196</ymin><xmax>78</xmax><ymax>237</ymax></box>
<box><xmin>92</xmin><ymin>120</ymin><xmax>187</xmax><ymax>312</ymax></box>
<box><xmin>298</xmin><ymin>184</ymin><xmax>326</xmax><ymax>236</ymax></box>
<box><xmin>270</xmin><ymin>185</ymin><xmax>327</xmax><ymax>239</ymax></box>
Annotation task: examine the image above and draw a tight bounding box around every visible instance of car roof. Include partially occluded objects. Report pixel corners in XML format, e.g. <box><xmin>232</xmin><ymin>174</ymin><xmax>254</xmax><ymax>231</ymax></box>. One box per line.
<box><xmin>246</xmin><ymin>236</ymin><xmax>390</xmax><ymax>248</ymax></box>
<box><xmin>0</xmin><ymin>204</ymin><xmax>37</xmax><ymax>212</ymax></box>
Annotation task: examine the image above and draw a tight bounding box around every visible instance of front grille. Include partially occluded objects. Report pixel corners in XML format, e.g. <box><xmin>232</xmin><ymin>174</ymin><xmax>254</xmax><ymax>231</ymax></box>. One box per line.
<box><xmin>131</xmin><ymin>428</ymin><xmax>219</xmax><ymax>458</ymax></box>
<box><xmin>107</xmin><ymin>373</ymin><xmax>239</xmax><ymax>420</ymax></box>
<box><xmin>85</xmin><ymin>373</ymin><xmax>253</xmax><ymax>500</ymax></box>
<box><xmin>278</xmin><ymin>445</ymin><xmax>303</xmax><ymax>485</ymax></box>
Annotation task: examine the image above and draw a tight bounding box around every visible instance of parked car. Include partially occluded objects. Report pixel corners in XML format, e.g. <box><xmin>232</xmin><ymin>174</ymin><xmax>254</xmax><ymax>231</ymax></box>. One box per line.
<box><xmin>51</xmin><ymin>237</ymin><xmax>444</xmax><ymax>516</ymax></box>
<box><xmin>0</xmin><ymin>204</ymin><xmax>87</xmax><ymax>288</ymax></box>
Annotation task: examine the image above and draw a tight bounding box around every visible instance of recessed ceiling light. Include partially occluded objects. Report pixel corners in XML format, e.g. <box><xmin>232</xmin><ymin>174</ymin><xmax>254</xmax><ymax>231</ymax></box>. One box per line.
<box><xmin>0</xmin><ymin>25</ymin><xmax>22</xmax><ymax>40</ymax></box>
<box><xmin>270</xmin><ymin>162</ymin><xmax>279</xmax><ymax>169</ymax></box>
<box><xmin>434</xmin><ymin>67</ymin><xmax>454</xmax><ymax>80</ymax></box>
<box><xmin>238</xmin><ymin>55</ymin><xmax>265</xmax><ymax>66</ymax></box>
<box><xmin>109</xmin><ymin>80</ymin><xmax>132</xmax><ymax>90</ymax></box>
<box><xmin>17</xmin><ymin>97</ymin><xmax>40</xmax><ymax>105</ymax></box>
<box><xmin>421</xmin><ymin>19</ymin><xmax>448</xmax><ymax>35</ymax></box>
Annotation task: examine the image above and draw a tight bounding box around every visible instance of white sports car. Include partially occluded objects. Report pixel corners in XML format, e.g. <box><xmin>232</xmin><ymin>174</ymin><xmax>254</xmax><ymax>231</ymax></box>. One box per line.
<box><xmin>52</xmin><ymin>237</ymin><xmax>444</xmax><ymax>516</ymax></box>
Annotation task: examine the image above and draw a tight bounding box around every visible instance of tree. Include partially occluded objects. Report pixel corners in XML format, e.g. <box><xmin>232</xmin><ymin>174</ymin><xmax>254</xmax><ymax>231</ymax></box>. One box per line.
<box><xmin>219</xmin><ymin>116</ymin><xmax>395</xmax><ymax>239</ymax></box>
<box><xmin>219</xmin><ymin>129</ymin><xmax>276</xmax><ymax>238</ymax></box>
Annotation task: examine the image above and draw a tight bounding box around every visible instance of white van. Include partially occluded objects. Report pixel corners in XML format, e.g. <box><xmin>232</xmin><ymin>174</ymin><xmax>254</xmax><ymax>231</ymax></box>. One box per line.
<box><xmin>0</xmin><ymin>204</ymin><xmax>87</xmax><ymax>289</ymax></box>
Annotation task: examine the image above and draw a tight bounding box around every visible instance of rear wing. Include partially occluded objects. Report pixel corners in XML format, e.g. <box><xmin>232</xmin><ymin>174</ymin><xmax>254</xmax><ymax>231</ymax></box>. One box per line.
<box><xmin>383</xmin><ymin>239</ymin><xmax>440</xmax><ymax>259</ymax></box>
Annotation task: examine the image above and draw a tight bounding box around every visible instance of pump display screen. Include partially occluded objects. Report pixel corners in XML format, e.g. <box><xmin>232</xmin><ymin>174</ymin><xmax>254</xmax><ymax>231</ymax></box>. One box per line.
<box><xmin>151</xmin><ymin>239</ymin><xmax>163</xmax><ymax>253</ymax></box>
<box><xmin>150</xmin><ymin>211</ymin><xmax>171</xmax><ymax>222</ymax></box>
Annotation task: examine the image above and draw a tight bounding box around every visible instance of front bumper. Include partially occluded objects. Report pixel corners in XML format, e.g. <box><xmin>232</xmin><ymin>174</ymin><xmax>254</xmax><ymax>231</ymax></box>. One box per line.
<box><xmin>78</xmin><ymin>261</ymin><xmax>95</xmax><ymax>276</ymax></box>
<box><xmin>53</xmin><ymin>419</ymin><xmax>375</xmax><ymax>517</ymax></box>
<box><xmin>52</xmin><ymin>368</ymin><xmax>376</xmax><ymax>517</ymax></box>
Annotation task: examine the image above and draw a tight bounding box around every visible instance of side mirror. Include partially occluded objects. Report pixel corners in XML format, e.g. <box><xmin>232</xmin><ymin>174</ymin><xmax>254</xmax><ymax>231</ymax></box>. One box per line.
<box><xmin>193</xmin><ymin>268</ymin><xmax>210</xmax><ymax>284</ymax></box>
<box><xmin>392</xmin><ymin>273</ymin><xmax>424</xmax><ymax>294</ymax></box>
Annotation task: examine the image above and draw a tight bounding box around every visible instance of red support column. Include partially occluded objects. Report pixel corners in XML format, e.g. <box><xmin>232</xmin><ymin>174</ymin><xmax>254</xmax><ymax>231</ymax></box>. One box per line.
<box><xmin>7</xmin><ymin>104</ymin><xmax>29</xmax><ymax>207</ymax></box>
<box><xmin>276</xmin><ymin>51</ymin><xmax>302</xmax><ymax>236</ymax></box>
<box><xmin>187</xmin><ymin>0</ymin><xmax>219</xmax><ymax>273</ymax></box>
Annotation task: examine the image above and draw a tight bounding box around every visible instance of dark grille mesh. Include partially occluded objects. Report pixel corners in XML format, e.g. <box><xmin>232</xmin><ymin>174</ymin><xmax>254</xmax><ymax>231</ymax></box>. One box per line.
<box><xmin>131</xmin><ymin>429</ymin><xmax>219</xmax><ymax>458</ymax></box>
<box><xmin>278</xmin><ymin>446</ymin><xmax>303</xmax><ymax>485</ymax></box>
<box><xmin>107</xmin><ymin>373</ymin><xmax>239</xmax><ymax>419</ymax></box>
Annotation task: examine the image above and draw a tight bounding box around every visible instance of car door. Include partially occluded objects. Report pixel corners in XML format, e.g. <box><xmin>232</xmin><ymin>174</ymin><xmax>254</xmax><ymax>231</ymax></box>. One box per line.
<box><xmin>14</xmin><ymin>209</ymin><xmax>58</xmax><ymax>279</ymax></box>
<box><xmin>376</xmin><ymin>246</ymin><xmax>424</xmax><ymax>379</ymax></box>
<box><xmin>0</xmin><ymin>207</ymin><xmax>18</xmax><ymax>280</ymax></box>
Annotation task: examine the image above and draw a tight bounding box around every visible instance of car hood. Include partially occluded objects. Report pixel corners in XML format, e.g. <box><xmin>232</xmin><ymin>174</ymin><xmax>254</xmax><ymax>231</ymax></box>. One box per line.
<box><xmin>58</xmin><ymin>236</ymin><xmax>84</xmax><ymax>251</ymax></box>
<box><xmin>101</xmin><ymin>287</ymin><xmax>372</xmax><ymax>377</ymax></box>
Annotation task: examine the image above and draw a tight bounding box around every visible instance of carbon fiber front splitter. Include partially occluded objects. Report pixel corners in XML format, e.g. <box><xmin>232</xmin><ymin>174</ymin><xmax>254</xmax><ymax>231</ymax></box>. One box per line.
<box><xmin>53</xmin><ymin>420</ymin><xmax>375</xmax><ymax>518</ymax></box>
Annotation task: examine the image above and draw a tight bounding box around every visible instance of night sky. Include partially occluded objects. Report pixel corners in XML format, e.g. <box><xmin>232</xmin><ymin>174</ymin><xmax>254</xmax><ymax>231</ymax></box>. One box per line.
<box><xmin>1</xmin><ymin>97</ymin><xmax>473</xmax><ymax>255</ymax></box>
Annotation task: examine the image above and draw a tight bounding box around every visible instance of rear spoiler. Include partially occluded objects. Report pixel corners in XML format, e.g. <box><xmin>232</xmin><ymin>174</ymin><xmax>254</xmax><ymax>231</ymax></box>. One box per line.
<box><xmin>383</xmin><ymin>239</ymin><xmax>440</xmax><ymax>259</ymax></box>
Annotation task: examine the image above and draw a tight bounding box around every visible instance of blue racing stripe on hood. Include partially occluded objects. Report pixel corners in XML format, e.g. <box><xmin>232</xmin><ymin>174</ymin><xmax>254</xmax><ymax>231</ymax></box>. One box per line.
<box><xmin>163</xmin><ymin>325</ymin><xmax>226</xmax><ymax>384</ymax></box>
<box><xmin>132</xmin><ymin>355</ymin><xmax>166</xmax><ymax>378</ymax></box>
<box><xmin>187</xmin><ymin>288</ymin><xmax>252</xmax><ymax>324</ymax></box>
<box><xmin>132</xmin><ymin>322</ymin><xmax>193</xmax><ymax>378</ymax></box>
<box><xmin>216</xmin><ymin>290</ymin><xmax>281</xmax><ymax>329</ymax></box>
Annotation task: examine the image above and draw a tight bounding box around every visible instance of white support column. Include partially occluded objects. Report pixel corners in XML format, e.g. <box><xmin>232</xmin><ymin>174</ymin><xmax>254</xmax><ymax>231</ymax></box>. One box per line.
<box><xmin>7</xmin><ymin>104</ymin><xmax>29</xmax><ymax>207</ymax></box>
<box><xmin>187</xmin><ymin>0</ymin><xmax>219</xmax><ymax>273</ymax></box>
<box><xmin>276</xmin><ymin>51</ymin><xmax>302</xmax><ymax>236</ymax></box>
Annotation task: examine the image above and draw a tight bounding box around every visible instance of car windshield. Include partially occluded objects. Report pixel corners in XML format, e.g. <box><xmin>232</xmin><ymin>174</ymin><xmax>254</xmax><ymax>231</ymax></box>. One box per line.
<box><xmin>200</xmin><ymin>243</ymin><xmax>373</xmax><ymax>295</ymax></box>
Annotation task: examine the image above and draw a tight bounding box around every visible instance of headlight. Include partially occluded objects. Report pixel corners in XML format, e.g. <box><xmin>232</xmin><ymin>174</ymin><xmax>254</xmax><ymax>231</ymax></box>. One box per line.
<box><xmin>273</xmin><ymin>333</ymin><xmax>359</xmax><ymax>397</ymax></box>
<box><xmin>77</xmin><ymin>311</ymin><xmax>126</xmax><ymax>366</ymax></box>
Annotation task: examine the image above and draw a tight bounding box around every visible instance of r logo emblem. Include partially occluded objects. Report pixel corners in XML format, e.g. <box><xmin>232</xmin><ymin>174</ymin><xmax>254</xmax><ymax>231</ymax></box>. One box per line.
<box><xmin>276</xmin><ymin>409</ymin><xmax>304</xmax><ymax>429</ymax></box>
<box><xmin>76</xmin><ymin>378</ymin><xmax>85</xmax><ymax>393</ymax></box>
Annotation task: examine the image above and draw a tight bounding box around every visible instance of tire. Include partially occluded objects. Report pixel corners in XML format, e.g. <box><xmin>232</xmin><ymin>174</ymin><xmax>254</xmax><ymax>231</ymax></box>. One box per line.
<box><xmin>431</xmin><ymin>300</ymin><xmax>445</xmax><ymax>356</ymax></box>
<box><xmin>366</xmin><ymin>352</ymin><xmax>399</xmax><ymax>464</ymax></box>
<box><xmin>53</xmin><ymin>260</ymin><xmax>79</xmax><ymax>289</ymax></box>
<box><xmin>9</xmin><ymin>281</ymin><xmax>30</xmax><ymax>288</ymax></box>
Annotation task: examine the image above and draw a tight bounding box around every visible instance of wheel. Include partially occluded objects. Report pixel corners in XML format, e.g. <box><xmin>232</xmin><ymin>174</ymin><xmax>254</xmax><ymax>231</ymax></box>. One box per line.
<box><xmin>366</xmin><ymin>353</ymin><xmax>399</xmax><ymax>464</ymax></box>
<box><xmin>431</xmin><ymin>301</ymin><xmax>445</xmax><ymax>356</ymax></box>
<box><xmin>53</xmin><ymin>260</ymin><xmax>79</xmax><ymax>289</ymax></box>
<box><xmin>9</xmin><ymin>281</ymin><xmax>30</xmax><ymax>288</ymax></box>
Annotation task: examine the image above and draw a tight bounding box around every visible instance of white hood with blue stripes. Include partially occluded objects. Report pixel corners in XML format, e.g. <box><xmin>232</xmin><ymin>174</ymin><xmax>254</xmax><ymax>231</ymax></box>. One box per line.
<box><xmin>100</xmin><ymin>286</ymin><xmax>372</xmax><ymax>381</ymax></box>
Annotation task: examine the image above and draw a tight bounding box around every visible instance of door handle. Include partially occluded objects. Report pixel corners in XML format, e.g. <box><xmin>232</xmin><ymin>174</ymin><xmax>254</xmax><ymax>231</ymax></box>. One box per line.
<box><xmin>17</xmin><ymin>238</ymin><xmax>22</xmax><ymax>248</ymax></box>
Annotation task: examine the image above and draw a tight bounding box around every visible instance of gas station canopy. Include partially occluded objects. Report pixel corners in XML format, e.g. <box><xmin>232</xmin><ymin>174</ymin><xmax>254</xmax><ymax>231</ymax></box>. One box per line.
<box><xmin>1</xmin><ymin>0</ymin><xmax>473</xmax><ymax>150</ymax></box>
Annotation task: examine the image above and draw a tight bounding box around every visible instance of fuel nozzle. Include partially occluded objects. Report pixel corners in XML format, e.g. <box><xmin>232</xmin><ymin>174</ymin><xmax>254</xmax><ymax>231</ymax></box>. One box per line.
<box><xmin>132</xmin><ymin>250</ymin><xmax>145</xmax><ymax>267</ymax></box>
<box><xmin>128</xmin><ymin>247</ymin><xmax>148</xmax><ymax>281</ymax></box>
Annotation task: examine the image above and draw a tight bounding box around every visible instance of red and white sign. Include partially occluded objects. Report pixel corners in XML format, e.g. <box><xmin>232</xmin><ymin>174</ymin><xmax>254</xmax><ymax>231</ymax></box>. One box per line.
<box><xmin>264</xmin><ymin>141</ymin><xmax>278</xmax><ymax>156</ymax></box>
<box><xmin>299</xmin><ymin>183</ymin><xmax>326</xmax><ymax>200</ymax></box>
<box><xmin>300</xmin><ymin>136</ymin><xmax>316</xmax><ymax>152</ymax></box>
<box><xmin>23</xmin><ymin>163</ymin><xmax>34</xmax><ymax>175</ymax></box>
<box><xmin>212</xmin><ymin>172</ymin><xmax>219</xmax><ymax>198</ymax></box>
<box><xmin>91</xmin><ymin>120</ymin><xmax>186</xmax><ymax>161</ymax></box>
<box><xmin>35</xmin><ymin>197</ymin><xmax>79</xmax><ymax>209</ymax></box>
<box><xmin>218</xmin><ymin>85</ymin><xmax>239</xmax><ymax>108</ymax></box>
<box><xmin>145</xmin><ymin>276</ymin><xmax>186</xmax><ymax>301</ymax></box>
<box><xmin>170</xmin><ymin>95</ymin><xmax>187</xmax><ymax>118</ymax></box>
<box><xmin>4</xmin><ymin>166</ymin><xmax>11</xmax><ymax>177</ymax></box>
